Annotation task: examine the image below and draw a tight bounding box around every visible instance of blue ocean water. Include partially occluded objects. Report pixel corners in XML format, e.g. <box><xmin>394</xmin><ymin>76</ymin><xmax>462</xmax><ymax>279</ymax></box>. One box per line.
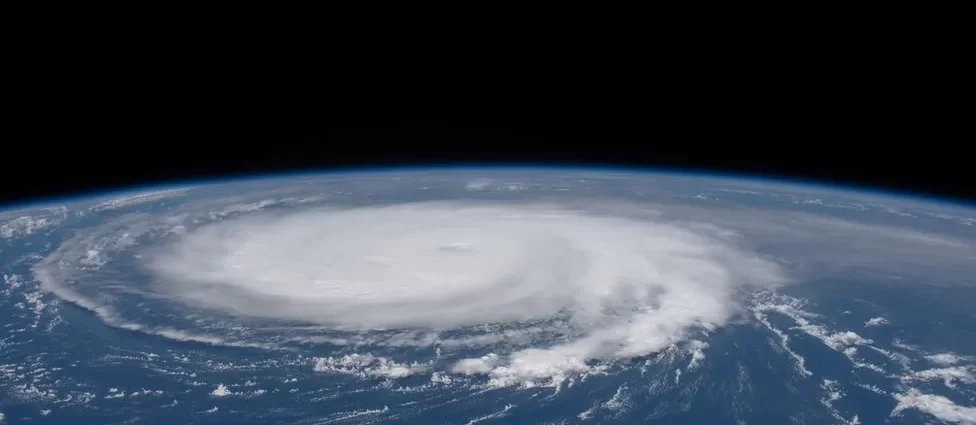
<box><xmin>1</xmin><ymin>169</ymin><xmax>974</xmax><ymax>424</ymax></box>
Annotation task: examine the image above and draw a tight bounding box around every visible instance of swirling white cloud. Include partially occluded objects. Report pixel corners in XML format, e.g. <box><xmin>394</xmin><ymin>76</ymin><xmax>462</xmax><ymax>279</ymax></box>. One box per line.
<box><xmin>141</xmin><ymin>202</ymin><xmax>784</xmax><ymax>384</ymax></box>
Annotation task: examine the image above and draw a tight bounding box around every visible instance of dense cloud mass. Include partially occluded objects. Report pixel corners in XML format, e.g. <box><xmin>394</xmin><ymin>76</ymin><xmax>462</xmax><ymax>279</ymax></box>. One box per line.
<box><xmin>140</xmin><ymin>202</ymin><xmax>784</xmax><ymax>383</ymax></box>
<box><xmin>31</xmin><ymin>186</ymin><xmax>976</xmax><ymax>389</ymax></box>
<box><xmin>12</xmin><ymin>172</ymin><xmax>976</xmax><ymax>423</ymax></box>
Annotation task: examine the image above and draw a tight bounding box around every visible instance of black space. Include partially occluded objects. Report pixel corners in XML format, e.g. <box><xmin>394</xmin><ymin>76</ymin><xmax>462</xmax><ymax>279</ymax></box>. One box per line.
<box><xmin>6</xmin><ymin>19</ymin><xmax>972</xmax><ymax>209</ymax></box>
<box><xmin>4</xmin><ymin>113</ymin><xmax>973</xmax><ymax>207</ymax></box>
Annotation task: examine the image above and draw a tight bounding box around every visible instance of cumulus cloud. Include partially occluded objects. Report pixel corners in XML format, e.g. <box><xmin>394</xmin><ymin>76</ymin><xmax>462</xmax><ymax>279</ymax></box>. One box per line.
<box><xmin>926</xmin><ymin>353</ymin><xmax>971</xmax><ymax>366</ymax></box>
<box><xmin>903</xmin><ymin>366</ymin><xmax>976</xmax><ymax>388</ymax></box>
<box><xmin>0</xmin><ymin>208</ymin><xmax>68</xmax><ymax>239</ymax></box>
<box><xmin>892</xmin><ymin>389</ymin><xmax>976</xmax><ymax>424</ymax></box>
<box><xmin>864</xmin><ymin>317</ymin><xmax>889</xmax><ymax>327</ymax></box>
<box><xmin>752</xmin><ymin>293</ymin><xmax>873</xmax><ymax>353</ymax></box>
<box><xmin>210</xmin><ymin>384</ymin><xmax>231</xmax><ymax>397</ymax></box>
<box><xmin>141</xmin><ymin>202</ymin><xmax>783</xmax><ymax>385</ymax></box>
<box><xmin>313</xmin><ymin>353</ymin><xmax>427</xmax><ymax>379</ymax></box>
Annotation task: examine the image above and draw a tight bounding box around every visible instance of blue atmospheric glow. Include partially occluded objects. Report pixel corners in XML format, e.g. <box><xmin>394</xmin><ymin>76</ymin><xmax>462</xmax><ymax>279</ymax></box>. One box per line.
<box><xmin>2</xmin><ymin>163</ymin><xmax>973</xmax><ymax>213</ymax></box>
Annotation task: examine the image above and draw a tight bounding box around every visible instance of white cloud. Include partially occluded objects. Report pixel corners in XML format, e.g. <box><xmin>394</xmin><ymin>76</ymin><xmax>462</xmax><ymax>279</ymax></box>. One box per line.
<box><xmin>452</xmin><ymin>353</ymin><xmax>501</xmax><ymax>375</ymax></box>
<box><xmin>864</xmin><ymin>317</ymin><xmax>889</xmax><ymax>327</ymax></box>
<box><xmin>752</xmin><ymin>294</ymin><xmax>872</xmax><ymax>353</ymax></box>
<box><xmin>892</xmin><ymin>389</ymin><xmax>976</xmax><ymax>424</ymax></box>
<box><xmin>140</xmin><ymin>202</ymin><xmax>782</xmax><ymax>386</ymax></box>
<box><xmin>685</xmin><ymin>340</ymin><xmax>708</xmax><ymax>369</ymax></box>
<box><xmin>465</xmin><ymin>179</ymin><xmax>492</xmax><ymax>190</ymax></box>
<box><xmin>313</xmin><ymin>353</ymin><xmax>427</xmax><ymax>379</ymax></box>
<box><xmin>210</xmin><ymin>384</ymin><xmax>231</xmax><ymax>397</ymax></box>
<box><xmin>926</xmin><ymin>353</ymin><xmax>971</xmax><ymax>366</ymax></box>
<box><xmin>823</xmin><ymin>331</ymin><xmax>873</xmax><ymax>350</ymax></box>
<box><xmin>904</xmin><ymin>366</ymin><xmax>976</xmax><ymax>388</ymax></box>
<box><xmin>0</xmin><ymin>208</ymin><xmax>69</xmax><ymax>239</ymax></box>
<box><xmin>88</xmin><ymin>189</ymin><xmax>186</xmax><ymax>212</ymax></box>
<box><xmin>892</xmin><ymin>339</ymin><xmax>920</xmax><ymax>352</ymax></box>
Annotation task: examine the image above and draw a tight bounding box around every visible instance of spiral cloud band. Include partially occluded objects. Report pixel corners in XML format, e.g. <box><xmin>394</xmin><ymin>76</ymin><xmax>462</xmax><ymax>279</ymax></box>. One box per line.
<box><xmin>142</xmin><ymin>202</ymin><xmax>784</xmax><ymax>384</ymax></box>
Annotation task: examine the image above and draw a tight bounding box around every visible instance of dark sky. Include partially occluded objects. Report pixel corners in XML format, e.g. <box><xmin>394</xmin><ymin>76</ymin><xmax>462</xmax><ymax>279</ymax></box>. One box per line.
<box><xmin>3</xmin><ymin>117</ymin><xmax>972</xmax><ymax>208</ymax></box>
<box><xmin>7</xmin><ymin>23</ymin><xmax>970</xmax><ymax>209</ymax></box>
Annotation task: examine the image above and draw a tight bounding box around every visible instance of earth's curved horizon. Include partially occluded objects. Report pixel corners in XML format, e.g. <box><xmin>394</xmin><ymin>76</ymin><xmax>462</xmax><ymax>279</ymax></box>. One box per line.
<box><xmin>9</xmin><ymin>166</ymin><xmax>975</xmax><ymax>214</ymax></box>
<box><xmin>1</xmin><ymin>167</ymin><xmax>974</xmax><ymax>424</ymax></box>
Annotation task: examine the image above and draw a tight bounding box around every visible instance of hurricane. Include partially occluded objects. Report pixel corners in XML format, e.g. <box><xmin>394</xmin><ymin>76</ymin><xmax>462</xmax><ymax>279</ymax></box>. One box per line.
<box><xmin>35</xmin><ymin>201</ymin><xmax>784</xmax><ymax>385</ymax></box>
<box><xmin>8</xmin><ymin>170</ymin><xmax>975</xmax><ymax>424</ymax></box>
